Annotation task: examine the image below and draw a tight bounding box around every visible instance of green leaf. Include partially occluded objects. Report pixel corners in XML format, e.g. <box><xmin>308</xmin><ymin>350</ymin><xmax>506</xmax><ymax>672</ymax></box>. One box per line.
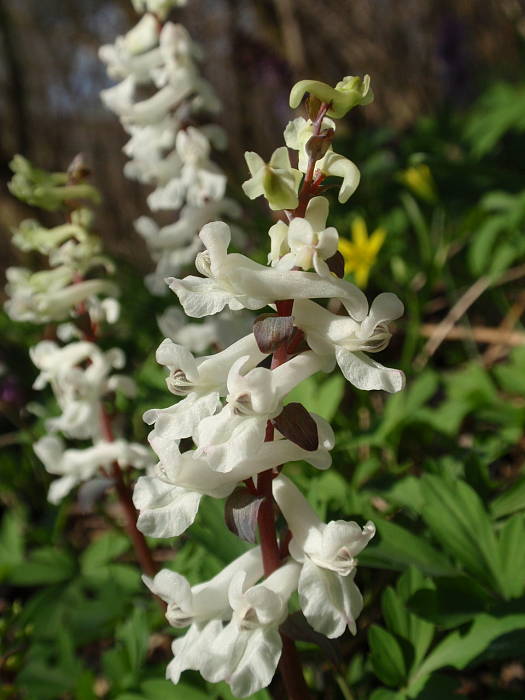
<box><xmin>376</xmin><ymin>371</ymin><xmax>439</xmax><ymax>441</ymax></box>
<box><xmin>498</xmin><ymin>514</ymin><xmax>525</xmax><ymax>599</ymax></box>
<box><xmin>384</xmin><ymin>477</ymin><xmax>423</xmax><ymax>513</ymax></box>
<box><xmin>359</xmin><ymin>518</ymin><xmax>457</xmax><ymax>577</ymax></box>
<box><xmin>81</xmin><ymin>531</ymin><xmax>130</xmax><ymax>573</ymax></box>
<box><xmin>207</xmin><ymin>682</ymin><xmax>271</xmax><ymax>700</ymax></box>
<box><xmin>0</xmin><ymin>509</ymin><xmax>25</xmax><ymax>580</ymax></box>
<box><xmin>118</xmin><ymin>606</ymin><xmax>150</xmax><ymax>672</ymax></box>
<box><xmin>284</xmin><ymin>374</ymin><xmax>345</xmax><ymax>422</ymax></box>
<box><xmin>9</xmin><ymin>546</ymin><xmax>75</xmax><ymax>585</ymax></box>
<box><xmin>388</xmin><ymin>568</ymin><xmax>435</xmax><ymax>669</ymax></box>
<box><xmin>408</xmin><ymin>613</ymin><xmax>525</xmax><ymax>694</ymax></box>
<box><xmin>408</xmin><ymin>576</ymin><xmax>489</xmax><ymax>628</ymax></box>
<box><xmin>141</xmin><ymin>679</ymin><xmax>210</xmax><ymax>699</ymax></box>
<box><xmin>468</xmin><ymin>215</ymin><xmax>506</xmax><ymax>275</ymax></box>
<box><xmin>369</xmin><ymin>625</ymin><xmax>407</xmax><ymax>687</ymax></box>
<box><xmin>74</xmin><ymin>671</ymin><xmax>98</xmax><ymax>700</ymax></box>
<box><xmin>191</xmin><ymin>497</ymin><xmax>249</xmax><ymax>565</ymax></box>
<box><xmin>491</xmin><ymin>477</ymin><xmax>525</xmax><ymax>519</ymax></box>
<box><xmin>420</xmin><ymin>476</ymin><xmax>504</xmax><ymax>594</ymax></box>
<box><xmin>80</xmin><ymin>532</ymin><xmax>139</xmax><ymax>591</ymax></box>
<box><xmin>370</xmin><ymin>690</ymin><xmax>405</xmax><ymax>700</ymax></box>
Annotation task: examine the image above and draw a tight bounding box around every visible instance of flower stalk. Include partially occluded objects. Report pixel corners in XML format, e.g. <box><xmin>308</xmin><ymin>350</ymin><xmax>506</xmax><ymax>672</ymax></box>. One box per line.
<box><xmin>134</xmin><ymin>72</ymin><xmax>404</xmax><ymax>697</ymax></box>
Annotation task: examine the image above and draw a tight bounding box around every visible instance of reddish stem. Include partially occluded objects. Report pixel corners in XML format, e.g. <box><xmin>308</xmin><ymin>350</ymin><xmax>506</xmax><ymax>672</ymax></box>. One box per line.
<box><xmin>256</xmin><ymin>303</ymin><xmax>313</xmax><ymax>700</ymax></box>
<box><xmin>111</xmin><ymin>461</ymin><xmax>158</xmax><ymax>578</ymax></box>
<box><xmin>294</xmin><ymin>101</ymin><xmax>330</xmax><ymax>218</ymax></box>
<box><xmin>99</xmin><ymin>406</ymin><xmax>158</xmax><ymax>578</ymax></box>
<box><xmin>279</xmin><ymin>636</ymin><xmax>313</xmax><ymax>699</ymax></box>
<box><xmin>257</xmin><ymin>100</ymin><xmax>330</xmax><ymax>698</ymax></box>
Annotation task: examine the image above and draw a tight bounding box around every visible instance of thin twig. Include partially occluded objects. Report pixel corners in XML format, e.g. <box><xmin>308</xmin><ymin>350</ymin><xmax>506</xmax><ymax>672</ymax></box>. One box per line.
<box><xmin>414</xmin><ymin>263</ymin><xmax>525</xmax><ymax>369</ymax></box>
<box><xmin>482</xmin><ymin>291</ymin><xmax>525</xmax><ymax>367</ymax></box>
<box><xmin>420</xmin><ymin>324</ymin><xmax>525</xmax><ymax>348</ymax></box>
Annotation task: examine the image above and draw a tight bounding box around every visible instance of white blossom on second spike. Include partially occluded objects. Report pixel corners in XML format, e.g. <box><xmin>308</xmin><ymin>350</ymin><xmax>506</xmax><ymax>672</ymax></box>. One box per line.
<box><xmin>273</xmin><ymin>474</ymin><xmax>375</xmax><ymax>638</ymax></box>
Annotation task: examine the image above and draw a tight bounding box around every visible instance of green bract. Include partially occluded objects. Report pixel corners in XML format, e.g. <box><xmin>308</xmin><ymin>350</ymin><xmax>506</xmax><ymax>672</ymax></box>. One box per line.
<box><xmin>289</xmin><ymin>75</ymin><xmax>373</xmax><ymax>119</ymax></box>
<box><xmin>8</xmin><ymin>155</ymin><xmax>101</xmax><ymax>212</ymax></box>
<box><xmin>242</xmin><ymin>147</ymin><xmax>302</xmax><ymax>211</ymax></box>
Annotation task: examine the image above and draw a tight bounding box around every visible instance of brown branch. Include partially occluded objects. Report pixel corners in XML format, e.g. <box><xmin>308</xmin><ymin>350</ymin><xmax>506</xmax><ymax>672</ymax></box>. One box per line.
<box><xmin>482</xmin><ymin>291</ymin><xmax>525</xmax><ymax>367</ymax></box>
<box><xmin>420</xmin><ymin>324</ymin><xmax>525</xmax><ymax>348</ymax></box>
<box><xmin>414</xmin><ymin>263</ymin><xmax>525</xmax><ymax>369</ymax></box>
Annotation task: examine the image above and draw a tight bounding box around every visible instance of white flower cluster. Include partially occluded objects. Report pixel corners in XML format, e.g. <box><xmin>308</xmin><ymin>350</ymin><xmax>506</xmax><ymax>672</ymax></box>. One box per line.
<box><xmin>4</xmin><ymin>157</ymin><xmax>153</xmax><ymax>504</ymax></box>
<box><xmin>99</xmin><ymin>2</ymin><xmax>240</xmax><ymax>295</ymax></box>
<box><xmin>136</xmin><ymin>76</ymin><xmax>405</xmax><ymax>696</ymax></box>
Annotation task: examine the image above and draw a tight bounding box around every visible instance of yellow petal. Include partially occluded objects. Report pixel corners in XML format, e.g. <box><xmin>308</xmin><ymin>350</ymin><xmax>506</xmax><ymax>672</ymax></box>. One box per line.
<box><xmin>355</xmin><ymin>264</ymin><xmax>369</xmax><ymax>288</ymax></box>
<box><xmin>368</xmin><ymin>227</ymin><xmax>387</xmax><ymax>255</ymax></box>
<box><xmin>351</xmin><ymin>216</ymin><xmax>368</xmax><ymax>247</ymax></box>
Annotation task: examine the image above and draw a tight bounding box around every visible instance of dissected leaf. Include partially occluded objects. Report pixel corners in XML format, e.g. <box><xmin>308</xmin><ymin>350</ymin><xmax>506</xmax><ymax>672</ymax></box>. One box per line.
<box><xmin>9</xmin><ymin>547</ymin><xmax>75</xmax><ymax>586</ymax></box>
<box><xmin>491</xmin><ymin>477</ymin><xmax>525</xmax><ymax>519</ymax></box>
<box><xmin>369</xmin><ymin>625</ymin><xmax>407</xmax><ymax>687</ymax></box>
<box><xmin>359</xmin><ymin>518</ymin><xmax>457</xmax><ymax>577</ymax></box>
<box><xmin>420</xmin><ymin>475</ymin><xmax>504</xmax><ymax>594</ymax></box>
<box><xmin>408</xmin><ymin>612</ymin><xmax>525</xmax><ymax>695</ymax></box>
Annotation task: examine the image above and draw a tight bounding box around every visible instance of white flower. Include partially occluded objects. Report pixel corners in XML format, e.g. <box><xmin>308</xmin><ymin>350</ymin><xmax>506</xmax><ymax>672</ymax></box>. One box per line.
<box><xmin>144</xmin><ymin>547</ymin><xmax>263</xmax><ymax>627</ymax></box>
<box><xmin>283</xmin><ymin>116</ymin><xmax>336</xmax><ymax>172</ymax></box>
<box><xmin>143</xmin><ymin>332</ymin><xmax>267</xmax><ymax>441</ymax></box>
<box><xmin>4</xmin><ymin>267</ymin><xmax>118</xmax><ymax>323</ymax></box>
<box><xmin>242</xmin><ymin>147</ymin><xmax>302</xmax><ymax>211</ymax></box>
<box><xmin>201</xmin><ymin>561</ymin><xmax>300</xmax><ymax>697</ymax></box>
<box><xmin>194</xmin><ymin>351</ymin><xmax>328</xmax><ymax>472</ymax></box>
<box><xmin>99</xmin><ymin>39</ymin><xmax>163</xmax><ymax>83</ymax></box>
<box><xmin>131</xmin><ymin>0</ymin><xmax>187</xmax><ymax>21</ymax></box>
<box><xmin>273</xmin><ymin>475</ymin><xmax>375</xmax><ymax>638</ymax></box>
<box><xmin>35</xmin><ymin>435</ymin><xmax>153</xmax><ymax>505</ymax></box>
<box><xmin>168</xmin><ymin>221</ymin><xmax>368</xmax><ymax>320</ymax></box>
<box><xmin>293</xmin><ymin>293</ymin><xmax>405</xmax><ymax>392</ymax></box>
<box><xmin>269</xmin><ymin>196</ymin><xmax>339</xmax><ymax>276</ymax></box>
<box><xmin>30</xmin><ymin>341</ymin><xmax>135</xmax><ymax>440</ymax></box>
<box><xmin>147</xmin><ymin>128</ymin><xmax>226</xmax><ymax>210</ymax></box>
<box><xmin>133</xmin><ymin>422</ymin><xmax>334</xmax><ymax>538</ymax></box>
<box><xmin>122</xmin><ymin>14</ymin><xmax>160</xmax><ymax>55</ymax></box>
<box><xmin>284</xmin><ymin>117</ymin><xmax>360</xmax><ymax>203</ymax></box>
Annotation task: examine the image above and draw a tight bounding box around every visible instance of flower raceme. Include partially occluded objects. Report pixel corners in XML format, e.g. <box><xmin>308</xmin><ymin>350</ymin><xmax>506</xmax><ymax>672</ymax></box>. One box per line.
<box><xmin>134</xmin><ymin>73</ymin><xmax>405</xmax><ymax>697</ymax></box>
<box><xmin>30</xmin><ymin>341</ymin><xmax>136</xmax><ymax>440</ymax></box>
<box><xmin>100</xmin><ymin>7</ymin><xmax>239</xmax><ymax>297</ymax></box>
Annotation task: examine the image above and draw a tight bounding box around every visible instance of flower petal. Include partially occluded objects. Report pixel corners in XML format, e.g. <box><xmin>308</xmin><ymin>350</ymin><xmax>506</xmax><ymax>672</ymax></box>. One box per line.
<box><xmin>298</xmin><ymin>561</ymin><xmax>363</xmax><ymax>638</ymax></box>
<box><xmin>133</xmin><ymin>476</ymin><xmax>202</xmax><ymax>537</ymax></box>
<box><xmin>335</xmin><ymin>348</ymin><xmax>405</xmax><ymax>392</ymax></box>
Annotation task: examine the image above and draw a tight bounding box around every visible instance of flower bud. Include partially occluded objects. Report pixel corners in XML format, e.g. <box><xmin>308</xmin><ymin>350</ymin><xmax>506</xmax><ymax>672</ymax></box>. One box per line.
<box><xmin>290</xmin><ymin>75</ymin><xmax>373</xmax><ymax>119</ymax></box>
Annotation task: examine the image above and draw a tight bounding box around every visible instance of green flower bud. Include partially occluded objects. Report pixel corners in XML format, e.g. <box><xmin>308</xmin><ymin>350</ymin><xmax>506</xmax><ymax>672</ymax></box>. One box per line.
<box><xmin>289</xmin><ymin>75</ymin><xmax>373</xmax><ymax>119</ymax></box>
<box><xmin>8</xmin><ymin>155</ymin><xmax>101</xmax><ymax>211</ymax></box>
<box><xmin>242</xmin><ymin>147</ymin><xmax>302</xmax><ymax>211</ymax></box>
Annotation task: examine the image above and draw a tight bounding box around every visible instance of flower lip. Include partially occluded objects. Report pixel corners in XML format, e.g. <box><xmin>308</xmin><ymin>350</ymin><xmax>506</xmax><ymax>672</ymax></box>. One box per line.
<box><xmin>195</xmin><ymin>250</ymin><xmax>212</xmax><ymax>277</ymax></box>
<box><xmin>166</xmin><ymin>368</ymin><xmax>194</xmax><ymax>395</ymax></box>
<box><xmin>167</xmin><ymin>605</ymin><xmax>194</xmax><ymax>628</ymax></box>
<box><xmin>229</xmin><ymin>391</ymin><xmax>253</xmax><ymax>416</ymax></box>
<box><xmin>309</xmin><ymin>547</ymin><xmax>356</xmax><ymax>576</ymax></box>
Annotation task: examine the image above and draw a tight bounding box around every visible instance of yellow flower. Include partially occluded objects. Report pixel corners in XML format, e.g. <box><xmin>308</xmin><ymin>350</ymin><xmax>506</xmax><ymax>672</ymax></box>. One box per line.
<box><xmin>338</xmin><ymin>216</ymin><xmax>386</xmax><ymax>288</ymax></box>
<box><xmin>398</xmin><ymin>163</ymin><xmax>437</xmax><ymax>203</ymax></box>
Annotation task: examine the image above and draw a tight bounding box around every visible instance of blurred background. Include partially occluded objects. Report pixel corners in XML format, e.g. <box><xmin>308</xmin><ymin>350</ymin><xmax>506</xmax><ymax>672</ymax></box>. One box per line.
<box><xmin>2</xmin><ymin>0</ymin><xmax>525</xmax><ymax>268</ymax></box>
